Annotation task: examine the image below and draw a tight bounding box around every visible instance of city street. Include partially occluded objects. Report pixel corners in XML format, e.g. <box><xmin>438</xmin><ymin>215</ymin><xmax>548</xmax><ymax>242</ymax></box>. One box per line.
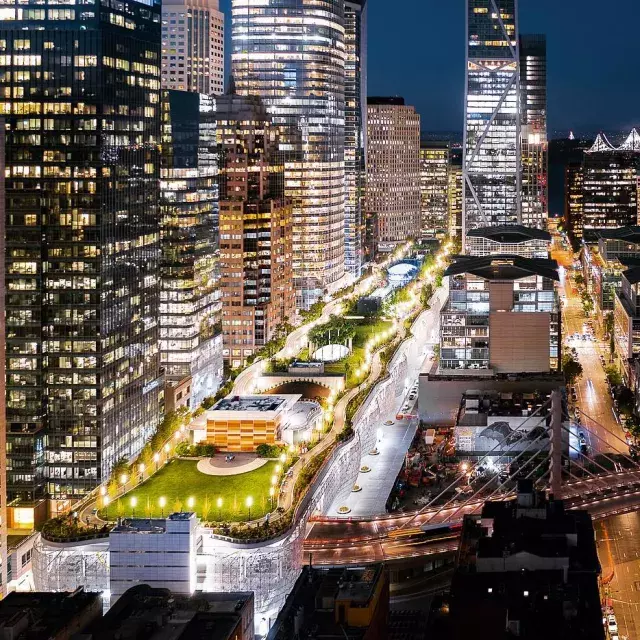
<box><xmin>597</xmin><ymin>512</ymin><xmax>640</xmax><ymax>640</ymax></box>
<box><xmin>558</xmin><ymin>262</ymin><xmax>628</xmax><ymax>456</ymax></box>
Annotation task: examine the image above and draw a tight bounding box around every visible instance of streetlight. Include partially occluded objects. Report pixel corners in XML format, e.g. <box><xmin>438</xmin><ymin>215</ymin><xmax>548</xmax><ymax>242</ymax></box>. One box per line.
<box><xmin>159</xmin><ymin>496</ymin><xmax>166</xmax><ymax>517</ymax></box>
<box><xmin>100</xmin><ymin>486</ymin><xmax>107</xmax><ymax>496</ymax></box>
<box><xmin>269</xmin><ymin>487</ymin><xmax>275</xmax><ymax>509</ymax></box>
<box><xmin>120</xmin><ymin>473</ymin><xmax>128</xmax><ymax>487</ymax></box>
<box><xmin>275</xmin><ymin>464</ymin><xmax>281</xmax><ymax>474</ymax></box>
<box><xmin>217</xmin><ymin>497</ymin><xmax>223</xmax><ymax>520</ymax></box>
<box><xmin>187</xmin><ymin>496</ymin><xmax>195</xmax><ymax>511</ymax></box>
<box><xmin>130</xmin><ymin>496</ymin><xmax>137</xmax><ymax>517</ymax></box>
<box><xmin>103</xmin><ymin>495</ymin><xmax>110</xmax><ymax>509</ymax></box>
<box><xmin>164</xmin><ymin>443</ymin><xmax>170</xmax><ymax>453</ymax></box>
<box><xmin>279</xmin><ymin>453</ymin><xmax>286</xmax><ymax>464</ymax></box>
<box><xmin>246</xmin><ymin>496</ymin><xmax>253</xmax><ymax>520</ymax></box>
<box><xmin>153</xmin><ymin>453</ymin><xmax>160</xmax><ymax>469</ymax></box>
<box><xmin>138</xmin><ymin>463</ymin><xmax>145</xmax><ymax>477</ymax></box>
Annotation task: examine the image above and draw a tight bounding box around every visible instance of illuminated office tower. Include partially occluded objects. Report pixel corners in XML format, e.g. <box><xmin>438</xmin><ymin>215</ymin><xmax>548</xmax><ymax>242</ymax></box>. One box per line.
<box><xmin>344</xmin><ymin>0</ymin><xmax>367</xmax><ymax>276</ymax></box>
<box><xmin>582</xmin><ymin>132</ymin><xmax>640</xmax><ymax>232</ymax></box>
<box><xmin>464</xmin><ymin>0</ymin><xmax>520</xmax><ymax>237</ymax></box>
<box><xmin>366</xmin><ymin>97</ymin><xmax>421</xmax><ymax>249</ymax></box>
<box><xmin>0</xmin><ymin>124</ymin><xmax>7</xmax><ymax>590</ymax></box>
<box><xmin>231</xmin><ymin>0</ymin><xmax>346</xmax><ymax>309</ymax></box>
<box><xmin>448</xmin><ymin>148</ymin><xmax>464</xmax><ymax>244</ymax></box>
<box><xmin>420</xmin><ymin>142</ymin><xmax>450</xmax><ymax>238</ymax></box>
<box><xmin>162</xmin><ymin>0</ymin><xmax>224</xmax><ymax>95</ymax></box>
<box><xmin>216</xmin><ymin>93</ymin><xmax>295</xmax><ymax>368</ymax></box>
<box><xmin>519</xmin><ymin>34</ymin><xmax>548</xmax><ymax>229</ymax></box>
<box><xmin>160</xmin><ymin>91</ymin><xmax>223</xmax><ymax>411</ymax></box>
<box><xmin>564</xmin><ymin>162</ymin><xmax>584</xmax><ymax>242</ymax></box>
<box><xmin>3</xmin><ymin>2</ymin><xmax>162</xmax><ymax>523</ymax></box>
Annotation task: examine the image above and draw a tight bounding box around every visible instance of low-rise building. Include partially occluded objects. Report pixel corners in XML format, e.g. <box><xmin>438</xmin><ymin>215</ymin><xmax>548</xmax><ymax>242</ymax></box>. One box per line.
<box><xmin>205</xmin><ymin>394</ymin><xmax>322</xmax><ymax>451</ymax></box>
<box><xmin>440</xmin><ymin>481</ymin><xmax>603</xmax><ymax>639</ymax></box>
<box><xmin>0</xmin><ymin>589</ymin><xmax>102</xmax><ymax>640</ymax></box>
<box><xmin>439</xmin><ymin>255</ymin><xmax>560</xmax><ymax>374</ymax></box>
<box><xmin>267</xmin><ymin>564</ymin><xmax>389</xmax><ymax>640</ymax></box>
<box><xmin>109</xmin><ymin>513</ymin><xmax>200</xmax><ymax>604</ymax></box>
<box><xmin>613</xmin><ymin>266</ymin><xmax>640</xmax><ymax>382</ymax></box>
<box><xmin>96</xmin><ymin>585</ymin><xmax>254</xmax><ymax>640</ymax></box>
<box><xmin>582</xmin><ymin>227</ymin><xmax>640</xmax><ymax>325</ymax></box>
<box><xmin>465</xmin><ymin>225</ymin><xmax>550</xmax><ymax>258</ymax></box>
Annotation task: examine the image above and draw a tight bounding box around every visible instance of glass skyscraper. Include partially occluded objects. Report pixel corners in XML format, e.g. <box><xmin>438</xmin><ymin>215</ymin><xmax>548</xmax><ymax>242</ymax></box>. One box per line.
<box><xmin>519</xmin><ymin>34</ymin><xmax>547</xmax><ymax>229</ymax></box>
<box><xmin>2</xmin><ymin>0</ymin><xmax>162</xmax><ymax>519</ymax></box>
<box><xmin>344</xmin><ymin>0</ymin><xmax>366</xmax><ymax>276</ymax></box>
<box><xmin>464</xmin><ymin>0</ymin><xmax>520</xmax><ymax>238</ymax></box>
<box><xmin>231</xmin><ymin>0</ymin><xmax>346</xmax><ymax>309</ymax></box>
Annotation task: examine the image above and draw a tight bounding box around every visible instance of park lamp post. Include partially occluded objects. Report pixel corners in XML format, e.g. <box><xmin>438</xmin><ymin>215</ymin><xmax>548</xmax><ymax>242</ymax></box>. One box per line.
<box><xmin>120</xmin><ymin>473</ymin><xmax>128</xmax><ymax>488</ymax></box>
<box><xmin>130</xmin><ymin>496</ymin><xmax>137</xmax><ymax>518</ymax></box>
<box><xmin>187</xmin><ymin>497</ymin><xmax>195</xmax><ymax>512</ymax></box>
<box><xmin>246</xmin><ymin>496</ymin><xmax>253</xmax><ymax>520</ymax></box>
<box><xmin>269</xmin><ymin>486</ymin><xmax>275</xmax><ymax>509</ymax></box>
<box><xmin>217</xmin><ymin>497</ymin><xmax>223</xmax><ymax>520</ymax></box>
<box><xmin>159</xmin><ymin>496</ymin><xmax>166</xmax><ymax>517</ymax></box>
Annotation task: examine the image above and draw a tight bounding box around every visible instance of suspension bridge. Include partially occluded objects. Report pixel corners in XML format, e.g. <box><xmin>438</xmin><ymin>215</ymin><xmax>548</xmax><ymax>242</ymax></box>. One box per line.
<box><xmin>303</xmin><ymin>389</ymin><xmax>640</xmax><ymax>566</ymax></box>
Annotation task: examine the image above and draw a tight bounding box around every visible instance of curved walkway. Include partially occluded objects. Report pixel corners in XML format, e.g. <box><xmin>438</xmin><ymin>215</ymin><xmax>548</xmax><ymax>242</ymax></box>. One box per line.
<box><xmin>196</xmin><ymin>454</ymin><xmax>268</xmax><ymax>476</ymax></box>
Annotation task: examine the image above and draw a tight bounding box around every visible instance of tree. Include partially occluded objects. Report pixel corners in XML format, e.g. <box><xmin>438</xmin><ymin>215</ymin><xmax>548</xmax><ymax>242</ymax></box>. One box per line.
<box><xmin>574</xmin><ymin>273</ymin><xmax>585</xmax><ymax>287</ymax></box>
<box><xmin>562</xmin><ymin>351</ymin><xmax>583</xmax><ymax>384</ymax></box>
<box><xmin>604</xmin><ymin>365</ymin><xmax>623</xmax><ymax>387</ymax></box>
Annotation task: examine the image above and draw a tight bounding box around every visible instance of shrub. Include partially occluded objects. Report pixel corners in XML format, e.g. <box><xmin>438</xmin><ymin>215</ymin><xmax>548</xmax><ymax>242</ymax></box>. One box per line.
<box><xmin>256</xmin><ymin>443</ymin><xmax>286</xmax><ymax>458</ymax></box>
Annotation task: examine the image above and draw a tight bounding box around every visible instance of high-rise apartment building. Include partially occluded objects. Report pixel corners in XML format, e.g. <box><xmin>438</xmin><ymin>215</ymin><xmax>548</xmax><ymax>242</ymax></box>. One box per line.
<box><xmin>162</xmin><ymin>0</ymin><xmax>224</xmax><ymax>95</ymax></box>
<box><xmin>0</xmin><ymin>123</ymin><xmax>7</xmax><ymax>590</ymax></box>
<box><xmin>231</xmin><ymin>0</ymin><xmax>345</xmax><ymax>309</ymax></box>
<box><xmin>448</xmin><ymin>148</ymin><xmax>464</xmax><ymax>245</ymax></box>
<box><xmin>344</xmin><ymin>0</ymin><xmax>367</xmax><ymax>276</ymax></box>
<box><xmin>366</xmin><ymin>97</ymin><xmax>421</xmax><ymax>250</ymax></box>
<box><xmin>3</xmin><ymin>1</ymin><xmax>163</xmax><ymax>523</ymax></box>
<box><xmin>464</xmin><ymin>0</ymin><xmax>520</xmax><ymax>236</ymax></box>
<box><xmin>439</xmin><ymin>255</ymin><xmax>560</xmax><ymax>373</ymax></box>
<box><xmin>582</xmin><ymin>132</ymin><xmax>640</xmax><ymax>232</ymax></box>
<box><xmin>420</xmin><ymin>142</ymin><xmax>450</xmax><ymax>238</ymax></box>
<box><xmin>160</xmin><ymin>91</ymin><xmax>223</xmax><ymax>410</ymax></box>
<box><xmin>216</xmin><ymin>93</ymin><xmax>295</xmax><ymax>368</ymax></box>
<box><xmin>519</xmin><ymin>34</ymin><xmax>548</xmax><ymax>229</ymax></box>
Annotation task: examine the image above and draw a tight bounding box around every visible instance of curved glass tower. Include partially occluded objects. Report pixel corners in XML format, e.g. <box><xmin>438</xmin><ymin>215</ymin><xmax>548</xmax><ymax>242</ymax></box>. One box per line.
<box><xmin>231</xmin><ymin>0</ymin><xmax>346</xmax><ymax>309</ymax></box>
<box><xmin>464</xmin><ymin>0</ymin><xmax>520</xmax><ymax>238</ymax></box>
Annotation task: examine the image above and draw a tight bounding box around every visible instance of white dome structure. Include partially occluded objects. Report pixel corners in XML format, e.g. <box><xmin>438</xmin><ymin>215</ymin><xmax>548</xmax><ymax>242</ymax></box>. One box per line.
<box><xmin>313</xmin><ymin>344</ymin><xmax>350</xmax><ymax>363</ymax></box>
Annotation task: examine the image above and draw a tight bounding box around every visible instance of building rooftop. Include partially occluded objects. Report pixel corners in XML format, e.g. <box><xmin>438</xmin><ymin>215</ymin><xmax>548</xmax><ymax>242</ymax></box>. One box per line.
<box><xmin>0</xmin><ymin>589</ymin><xmax>102</xmax><ymax>640</ymax></box>
<box><xmin>94</xmin><ymin>586</ymin><xmax>253</xmax><ymax>640</ymax></box>
<box><xmin>594</xmin><ymin>225</ymin><xmax>640</xmax><ymax>244</ymax></box>
<box><xmin>111</xmin><ymin>512</ymin><xmax>195</xmax><ymax>534</ymax></box>
<box><xmin>212</xmin><ymin>395</ymin><xmax>289</xmax><ymax>413</ymax></box>
<box><xmin>367</xmin><ymin>96</ymin><xmax>405</xmax><ymax>106</ymax></box>
<box><xmin>466</xmin><ymin>225</ymin><xmax>551</xmax><ymax>244</ymax></box>
<box><xmin>445</xmin><ymin>255</ymin><xmax>559</xmax><ymax>281</ymax></box>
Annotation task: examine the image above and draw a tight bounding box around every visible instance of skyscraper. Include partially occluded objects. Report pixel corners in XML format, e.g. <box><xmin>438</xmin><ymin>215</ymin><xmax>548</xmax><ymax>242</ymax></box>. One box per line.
<box><xmin>344</xmin><ymin>0</ymin><xmax>367</xmax><ymax>277</ymax></box>
<box><xmin>3</xmin><ymin>0</ymin><xmax>163</xmax><ymax>521</ymax></box>
<box><xmin>160</xmin><ymin>91</ymin><xmax>223</xmax><ymax>410</ymax></box>
<box><xmin>366</xmin><ymin>97</ymin><xmax>421</xmax><ymax>250</ymax></box>
<box><xmin>464</xmin><ymin>0</ymin><xmax>520</xmax><ymax>237</ymax></box>
<box><xmin>582</xmin><ymin>132</ymin><xmax>640</xmax><ymax>232</ymax></box>
<box><xmin>519</xmin><ymin>34</ymin><xmax>548</xmax><ymax>229</ymax></box>
<box><xmin>161</xmin><ymin>0</ymin><xmax>224</xmax><ymax>95</ymax></box>
<box><xmin>231</xmin><ymin>0</ymin><xmax>346</xmax><ymax>309</ymax></box>
<box><xmin>216</xmin><ymin>93</ymin><xmax>295</xmax><ymax>368</ymax></box>
<box><xmin>420</xmin><ymin>142</ymin><xmax>450</xmax><ymax>238</ymax></box>
<box><xmin>448</xmin><ymin>148</ymin><xmax>464</xmax><ymax>245</ymax></box>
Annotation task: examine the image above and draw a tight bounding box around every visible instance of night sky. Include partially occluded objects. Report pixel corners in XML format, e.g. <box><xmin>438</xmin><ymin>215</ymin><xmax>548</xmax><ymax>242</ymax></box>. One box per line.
<box><xmin>219</xmin><ymin>0</ymin><xmax>640</xmax><ymax>135</ymax></box>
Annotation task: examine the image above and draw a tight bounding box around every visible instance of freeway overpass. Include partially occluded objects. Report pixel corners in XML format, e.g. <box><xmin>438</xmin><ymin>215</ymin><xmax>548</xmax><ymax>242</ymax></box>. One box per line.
<box><xmin>303</xmin><ymin>470</ymin><xmax>640</xmax><ymax>567</ymax></box>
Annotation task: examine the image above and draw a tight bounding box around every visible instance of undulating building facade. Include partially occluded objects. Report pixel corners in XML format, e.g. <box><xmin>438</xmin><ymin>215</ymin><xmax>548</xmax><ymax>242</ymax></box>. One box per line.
<box><xmin>519</xmin><ymin>34</ymin><xmax>547</xmax><ymax>229</ymax></box>
<box><xmin>161</xmin><ymin>0</ymin><xmax>224</xmax><ymax>95</ymax></box>
<box><xmin>160</xmin><ymin>91</ymin><xmax>223</xmax><ymax>410</ymax></box>
<box><xmin>216</xmin><ymin>93</ymin><xmax>295</xmax><ymax>368</ymax></box>
<box><xmin>231</xmin><ymin>0</ymin><xmax>346</xmax><ymax>309</ymax></box>
<box><xmin>582</xmin><ymin>132</ymin><xmax>640</xmax><ymax>232</ymax></box>
<box><xmin>366</xmin><ymin>97</ymin><xmax>421</xmax><ymax>250</ymax></box>
<box><xmin>420</xmin><ymin>142</ymin><xmax>450</xmax><ymax>238</ymax></box>
<box><xmin>464</xmin><ymin>0</ymin><xmax>520</xmax><ymax>235</ymax></box>
<box><xmin>466</xmin><ymin>225</ymin><xmax>550</xmax><ymax>259</ymax></box>
<box><xmin>3</xmin><ymin>0</ymin><xmax>163</xmax><ymax>522</ymax></box>
<box><xmin>344</xmin><ymin>0</ymin><xmax>367</xmax><ymax>277</ymax></box>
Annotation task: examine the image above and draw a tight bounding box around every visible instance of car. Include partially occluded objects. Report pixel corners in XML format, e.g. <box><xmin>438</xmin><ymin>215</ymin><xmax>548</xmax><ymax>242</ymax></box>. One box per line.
<box><xmin>608</xmin><ymin>615</ymin><xmax>618</xmax><ymax>635</ymax></box>
<box><xmin>384</xmin><ymin>420</ymin><xmax>394</xmax><ymax>426</ymax></box>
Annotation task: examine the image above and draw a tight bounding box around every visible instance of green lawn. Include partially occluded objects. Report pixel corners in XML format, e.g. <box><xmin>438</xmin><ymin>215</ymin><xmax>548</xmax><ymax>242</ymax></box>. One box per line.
<box><xmin>324</xmin><ymin>319</ymin><xmax>393</xmax><ymax>387</ymax></box>
<box><xmin>100</xmin><ymin>459</ymin><xmax>277</xmax><ymax>523</ymax></box>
